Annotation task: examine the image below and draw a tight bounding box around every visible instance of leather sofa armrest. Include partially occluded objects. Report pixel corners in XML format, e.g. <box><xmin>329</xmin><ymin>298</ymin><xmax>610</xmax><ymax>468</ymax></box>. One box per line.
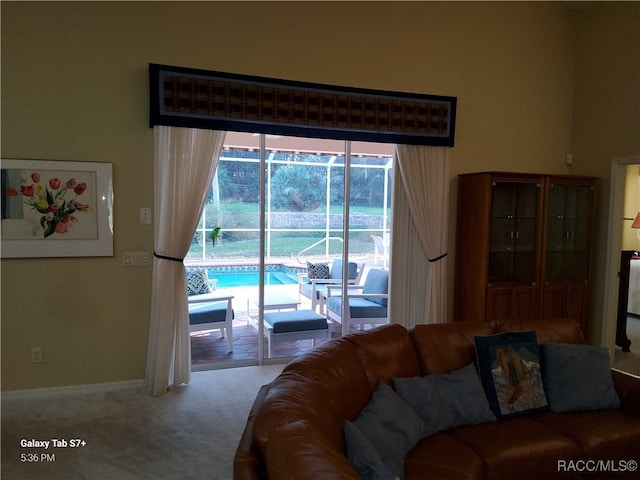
<box><xmin>265</xmin><ymin>420</ymin><xmax>360</xmax><ymax>480</ymax></box>
<box><xmin>234</xmin><ymin>384</ymin><xmax>271</xmax><ymax>480</ymax></box>
<box><xmin>612</xmin><ymin>369</ymin><xmax>640</xmax><ymax>417</ymax></box>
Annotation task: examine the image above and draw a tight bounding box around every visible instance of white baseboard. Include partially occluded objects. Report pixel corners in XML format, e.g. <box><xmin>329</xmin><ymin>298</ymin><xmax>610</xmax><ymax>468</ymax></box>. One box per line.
<box><xmin>1</xmin><ymin>378</ymin><xmax>146</xmax><ymax>401</ymax></box>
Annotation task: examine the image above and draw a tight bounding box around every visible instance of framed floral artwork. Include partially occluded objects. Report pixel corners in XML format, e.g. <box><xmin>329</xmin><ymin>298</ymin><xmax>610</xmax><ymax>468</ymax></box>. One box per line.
<box><xmin>1</xmin><ymin>159</ymin><xmax>113</xmax><ymax>258</ymax></box>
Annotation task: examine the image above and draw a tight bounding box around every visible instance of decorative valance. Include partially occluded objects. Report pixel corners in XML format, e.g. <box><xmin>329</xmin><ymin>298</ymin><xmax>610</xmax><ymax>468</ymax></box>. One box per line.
<box><xmin>149</xmin><ymin>64</ymin><xmax>456</xmax><ymax>147</ymax></box>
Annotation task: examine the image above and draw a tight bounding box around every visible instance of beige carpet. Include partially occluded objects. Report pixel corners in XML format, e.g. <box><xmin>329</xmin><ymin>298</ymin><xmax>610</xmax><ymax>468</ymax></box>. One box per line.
<box><xmin>1</xmin><ymin>364</ymin><xmax>284</xmax><ymax>480</ymax></box>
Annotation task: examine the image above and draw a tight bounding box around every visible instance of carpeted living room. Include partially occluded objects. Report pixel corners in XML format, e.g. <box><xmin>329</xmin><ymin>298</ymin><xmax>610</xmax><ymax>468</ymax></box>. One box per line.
<box><xmin>2</xmin><ymin>2</ymin><xmax>639</xmax><ymax>480</ymax></box>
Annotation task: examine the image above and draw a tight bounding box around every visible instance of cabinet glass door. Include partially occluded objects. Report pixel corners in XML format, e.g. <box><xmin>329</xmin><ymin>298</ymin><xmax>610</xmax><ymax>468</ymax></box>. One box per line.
<box><xmin>489</xmin><ymin>182</ymin><xmax>538</xmax><ymax>284</ymax></box>
<box><xmin>546</xmin><ymin>183</ymin><xmax>593</xmax><ymax>283</ymax></box>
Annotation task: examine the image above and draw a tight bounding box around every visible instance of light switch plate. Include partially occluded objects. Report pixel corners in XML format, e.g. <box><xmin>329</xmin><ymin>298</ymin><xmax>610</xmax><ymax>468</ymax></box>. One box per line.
<box><xmin>123</xmin><ymin>251</ymin><xmax>150</xmax><ymax>266</ymax></box>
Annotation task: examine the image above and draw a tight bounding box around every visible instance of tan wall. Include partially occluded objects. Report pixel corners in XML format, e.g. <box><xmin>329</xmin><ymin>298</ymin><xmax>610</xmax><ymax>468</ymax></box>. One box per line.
<box><xmin>570</xmin><ymin>2</ymin><xmax>640</xmax><ymax>342</ymax></box>
<box><xmin>1</xmin><ymin>1</ymin><xmax>637</xmax><ymax>390</ymax></box>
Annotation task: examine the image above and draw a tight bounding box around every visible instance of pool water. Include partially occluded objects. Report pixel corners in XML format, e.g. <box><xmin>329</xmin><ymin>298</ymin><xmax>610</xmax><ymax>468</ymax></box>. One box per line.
<box><xmin>208</xmin><ymin>269</ymin><xmax>300</xmax><ymax>288</ymax></box>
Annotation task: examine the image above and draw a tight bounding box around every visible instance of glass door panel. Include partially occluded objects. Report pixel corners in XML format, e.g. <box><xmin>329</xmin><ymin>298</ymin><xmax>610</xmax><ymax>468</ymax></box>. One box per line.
<box><xmin>513</xmin><ymin>183</ymin><xmax>538</xmax><ymax>285</ymax></box>
<box><xmin>187</xmin><ymin>132</ymin><xmax>393</xmax><ymax>368</ymax></box>
<box><xmin>489</xmin><ymin>183</ymin><xmax>516</xmax><ymax>282</ymax></box>
<box><xmin>546</xmin><ymin>183</ymin><xmax>593</xmax><ymax>283</ymax></box>
<box><xmin>489</xmin><ymin>182</ymin><xmax>538</xmax><ymax>284</ymax></box>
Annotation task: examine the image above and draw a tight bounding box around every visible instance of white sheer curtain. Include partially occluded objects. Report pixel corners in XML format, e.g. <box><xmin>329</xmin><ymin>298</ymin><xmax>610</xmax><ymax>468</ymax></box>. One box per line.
<box><xmin>390</xmin><ymin>145</ymin><xmax>449</xmax><ymax>327</ymax></box>
<box><xmin>146</xmin><ymin>126</ymin><xmax>226</xmax><ymax>396</ymax></box>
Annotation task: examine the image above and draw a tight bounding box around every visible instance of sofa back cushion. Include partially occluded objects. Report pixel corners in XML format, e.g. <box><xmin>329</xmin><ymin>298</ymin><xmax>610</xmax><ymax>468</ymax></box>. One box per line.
<box><xmin>253</xmin><ymin>337</ymin><xmax>371</xmax><ymax>455</ymax></box>
<box><xmin>410</xmin><ymin>321</ymin><xmax>495</xmax><ymax>374</ymax></box>
<box><xmin>495</xmin><ymin>318</ymin><xmax>586</xmax><ymax>345</ymax></box>
<box><xmin>266</xmin><ymin>420</ymin><xmax>361</xmax><ymax>480</ymax></box>
<box><xmin>348</xmin><ymin>324</ymin><xmax>421</xmax><ymax>389</ymax></box>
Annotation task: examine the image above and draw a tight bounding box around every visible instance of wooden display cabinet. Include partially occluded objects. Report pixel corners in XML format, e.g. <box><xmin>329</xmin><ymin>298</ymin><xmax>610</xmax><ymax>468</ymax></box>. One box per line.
<box><xmin>455</xmin><ymin>172</ymin><xmax>596</xmax><ymax>334</ymax></box>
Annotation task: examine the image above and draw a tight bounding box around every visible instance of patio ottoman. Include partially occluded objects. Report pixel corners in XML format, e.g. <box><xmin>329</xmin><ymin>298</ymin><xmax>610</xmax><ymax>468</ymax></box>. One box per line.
<box><xmin>263</xmin><ymin>310</ymin><xmax>329</xmax><ymax>358</ymax></box>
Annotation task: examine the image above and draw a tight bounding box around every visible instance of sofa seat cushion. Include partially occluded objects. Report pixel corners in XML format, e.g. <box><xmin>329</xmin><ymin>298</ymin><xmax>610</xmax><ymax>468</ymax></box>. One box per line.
<box><xmin>533</xmin><ymin>410</ymin><xmax>640</xmax><ymax>459</ymax></box>
<box><xmin>449</xmin><ymin>416</ymin><xmax>582</xmax><ymax>480</ymax></box>
<box><xmin>404</xmin><ymin>433</ymin><xmax>486</xmax><ymax>480</ymax></box>
<box><xmin>326</xmin><ymin>297</ymin><xmax>388</xmax><ymax>318</ymax></box>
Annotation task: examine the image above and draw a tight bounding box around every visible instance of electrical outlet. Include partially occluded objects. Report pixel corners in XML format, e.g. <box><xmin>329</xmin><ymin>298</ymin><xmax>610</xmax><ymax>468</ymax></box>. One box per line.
<box><xmin>140</xmin><ymin>208</ymin><xmax>152</xmax><ymax>224</ymax></box>
<box><xmin>31</xmin><ymin>347</ymin><xmax>43</xmax><ymax>363</ymax></box>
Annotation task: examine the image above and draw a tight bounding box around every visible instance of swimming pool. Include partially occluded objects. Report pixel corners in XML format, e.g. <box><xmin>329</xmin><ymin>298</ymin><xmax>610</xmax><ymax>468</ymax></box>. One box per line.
<box><xmin>206</xmin><ymin>265</ymin><xmax>302</xmax><ymax>288</ymax></box>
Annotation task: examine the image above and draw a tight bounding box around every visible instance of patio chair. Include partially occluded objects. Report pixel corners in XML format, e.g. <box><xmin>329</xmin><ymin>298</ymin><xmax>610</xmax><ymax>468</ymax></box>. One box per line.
<box><xmin>298</xmin><ymin>259</ymin><xmax>364</xmax><ymax>313</ymax></box>
<box><xmin>325</xmin><ymin>268</ymin><xmax>389</xmax><ymax>331</ymax></box>
<box><xmin>186</xmin><ymin>268</ymin><xmax>234</xmax><ymax>352</ymax></box>
<box><xmin>371</xmin><ymin>234</ymin><xmax>389</xmax><ymax>267</ymax></box>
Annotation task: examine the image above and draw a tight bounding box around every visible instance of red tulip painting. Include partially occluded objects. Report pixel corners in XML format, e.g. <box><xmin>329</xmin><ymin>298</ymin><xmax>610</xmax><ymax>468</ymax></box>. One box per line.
<box><xmin>3</xmin><ymin>169</ymin><xmax>92</xmax><ymax>239</ymax></box>
<box><xmin>1</xmin><ymin>159</ymin><xmax>113</xmax><ymax>258</ymax></box>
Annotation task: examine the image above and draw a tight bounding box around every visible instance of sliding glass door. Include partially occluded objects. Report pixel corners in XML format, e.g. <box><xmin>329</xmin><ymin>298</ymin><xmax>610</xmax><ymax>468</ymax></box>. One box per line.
<box><xmin>186</xmin><ymin>132</ymin><xmax>393</xmax><ymax>369</ymax></box>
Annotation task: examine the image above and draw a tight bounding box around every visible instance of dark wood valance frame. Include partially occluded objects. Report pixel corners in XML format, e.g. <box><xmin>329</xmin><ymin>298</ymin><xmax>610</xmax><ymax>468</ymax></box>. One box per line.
<box><xmin>149</xmin><ymin>63</ymin><xmax>456</xmax><ymax>147</ymax></box>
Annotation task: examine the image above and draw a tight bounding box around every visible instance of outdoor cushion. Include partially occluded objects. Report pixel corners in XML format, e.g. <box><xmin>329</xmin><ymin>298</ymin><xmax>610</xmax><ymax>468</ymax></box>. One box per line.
<box><xmin>327</xmin><ymin>297</ymin><xmax>388</xmax><ymax>319</ymax></box>
<box><xmin>362</xmin><ymin>269</ymin><xmax>389</xmax><ymax>306</ymax></box>
<box><xmin>188</xmin><ymin>301</ymin><xmax>231</xmax><ymax>325</ymax></box>
<box><xmin>264</xmin><ymin>310</ymin><xmax>327</xmax><ymax>334</ymax></box>
<box><xmin>300</xmin><ymin>283</ymin><xmax>329</xmax><ymax>300</ymax></box>
<box><xmin>307</xmin><ymin>261</ymin><xmax>330</xmax><ymax>279</ymax></box>
<box><xmin>186</xmin><ymin>268</ymin><xmax>211</xmax><ymax>296</ymax></box>
<box><xmin>330</xmin><ymin>259</ymin><xmax>359</xmax><ymax>279</ymax></box>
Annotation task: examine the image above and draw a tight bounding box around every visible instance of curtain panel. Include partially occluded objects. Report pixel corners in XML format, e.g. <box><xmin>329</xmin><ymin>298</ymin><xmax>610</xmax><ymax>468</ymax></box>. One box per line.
<box><xmin>146</xmin><ymin>126</ymin><xmax>226</xmax><ymax>396</ymax></box>
<box><xmin>391</xmin><ymin>145</ymin><xmax>449</xmax><ymax>327</ymax></box>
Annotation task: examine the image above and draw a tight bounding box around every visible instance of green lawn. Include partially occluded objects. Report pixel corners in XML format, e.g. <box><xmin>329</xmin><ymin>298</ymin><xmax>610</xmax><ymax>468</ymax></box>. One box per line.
<box><xmin>188</xmin><ymin>201</ymin><xmax>387</xmax><ymax>262</ymax></box>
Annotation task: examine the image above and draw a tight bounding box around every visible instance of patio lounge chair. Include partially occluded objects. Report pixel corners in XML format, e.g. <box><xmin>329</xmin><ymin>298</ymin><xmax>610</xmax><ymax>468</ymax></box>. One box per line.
<box><xmin>370</xmin><ymin>234</ymin><xmax>389</xmax><ymax>267</ymax></box>
<box><xmin>298</xmin><ymin>259</ymin><xmax>364</xmax><ymax>313</ymax></box>
<box><xmin>325</xmin><ymin>268</ymin><xmax>389</xmax><ymax>331</ymax></box>
<box><xmin>186</xmin><ymin>268</ymin><xmax>234</xmax><ymax>352</ymax></box>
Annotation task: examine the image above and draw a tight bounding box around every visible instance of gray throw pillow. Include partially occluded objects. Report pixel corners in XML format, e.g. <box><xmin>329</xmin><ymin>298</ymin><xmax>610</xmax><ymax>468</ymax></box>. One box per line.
<box><xmin>344</xmin><ymin>421</ymin><xmax>399</xmax><ymax>480</ymax></box>
<box><xmin>347</xmin><ymin>381</ymin><xmax>424</xmax><ymax>480</ymax></box>
<box><xmin>393</xmin><ymin>363</ymin><xmax>497</xmax><ymax>438</ymax></box>
<box><xmin>540</xmin><ymin>342</ymin><xmax>620</xmax><ymax>413</ymax></box>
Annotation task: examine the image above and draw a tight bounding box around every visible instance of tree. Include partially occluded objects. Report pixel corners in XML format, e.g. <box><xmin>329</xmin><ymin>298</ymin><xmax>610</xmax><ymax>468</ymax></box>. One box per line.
<box><xmin>270</xmin><ymin>164</ymin><xmax>327</xmax><ymax>211</ymax></box>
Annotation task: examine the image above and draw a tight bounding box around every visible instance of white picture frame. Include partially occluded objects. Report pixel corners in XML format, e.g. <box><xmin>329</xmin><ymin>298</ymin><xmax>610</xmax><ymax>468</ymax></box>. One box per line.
<box><xmin>1</xmin><ymin>159</ymin><xmax>113</xmax><ymax>258</ymax></box>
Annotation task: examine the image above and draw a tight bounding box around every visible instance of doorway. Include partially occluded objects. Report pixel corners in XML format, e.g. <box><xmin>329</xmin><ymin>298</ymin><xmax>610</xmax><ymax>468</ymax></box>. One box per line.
<box><xmin>603</xmin><ymin>156</ymin><xmax>640</xmax><ymax>376</ymax></box>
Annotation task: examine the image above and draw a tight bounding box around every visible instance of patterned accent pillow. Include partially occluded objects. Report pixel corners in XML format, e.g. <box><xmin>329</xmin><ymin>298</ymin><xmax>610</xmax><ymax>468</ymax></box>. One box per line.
<box><xmin>186</xmin><ymin>268</ymin><xmax>211</xmax><ymax>296</ymax></box>
<box><xmin>474</xmin><ymin>331</ymin><xmax>548</xmax><ymax>419</ymax></box>
<box><xmin>306</xmin><ymin>261</ymin><xmax>330</xmax><ymax>280</ymax></box>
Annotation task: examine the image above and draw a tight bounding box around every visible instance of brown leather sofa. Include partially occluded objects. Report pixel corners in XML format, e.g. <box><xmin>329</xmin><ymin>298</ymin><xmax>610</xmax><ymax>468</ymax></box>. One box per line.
<box><xmin>234</xmin><ymin>319</ymin><xmax>640</xmax><ymax>479</ymax></box>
